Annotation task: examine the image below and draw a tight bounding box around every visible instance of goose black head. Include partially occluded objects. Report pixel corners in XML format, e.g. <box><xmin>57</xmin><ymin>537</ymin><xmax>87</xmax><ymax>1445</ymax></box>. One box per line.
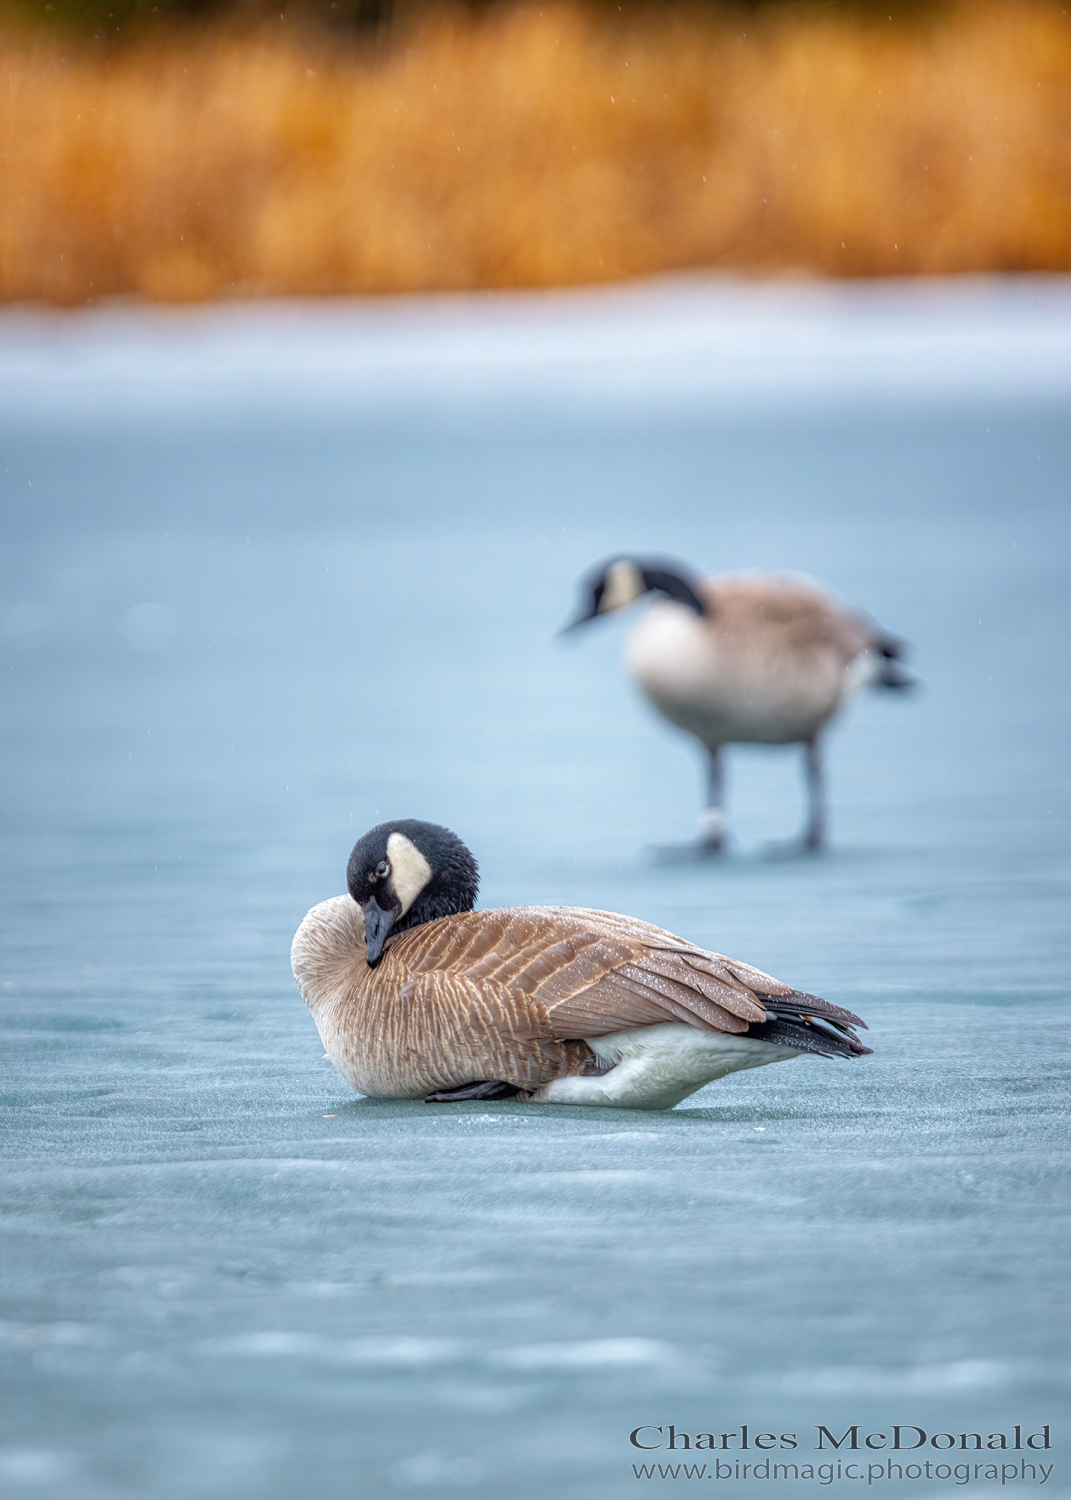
<box><xmin>559</xmin><ymin>556</ymin><xmax>708</xmax><ymax>633</ymax></box>
<box><xmin>346</xmin><ymin>819</ymin><xmax>480</xmax><ymax>967</ymax></box>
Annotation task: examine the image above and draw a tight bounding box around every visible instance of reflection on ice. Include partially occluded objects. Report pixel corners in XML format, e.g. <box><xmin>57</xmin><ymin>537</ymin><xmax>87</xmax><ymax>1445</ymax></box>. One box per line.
<box><xmin>760</xmin><ymin>1360</ymin><xmax>1014</xmax><ymax>1397</ymax></box>
<box><xmin>0</xmin><ymin>1450</ymin><xmax>79</xmax><ymax>1487</ymax></box>
<box><xmin>200</xmin><ymin>1333</ymin><xmax>675</xmax><ymax>1372</ymax></box>
<box><xmin>489</xmin><ymin>1338</ymin><xmax>674</xmax><ymax>1371</ymax></box>
<box><xmin>203</xmin><ymin>1332</ymin><xmax>467</xmax><ymax>1365</ymax></box>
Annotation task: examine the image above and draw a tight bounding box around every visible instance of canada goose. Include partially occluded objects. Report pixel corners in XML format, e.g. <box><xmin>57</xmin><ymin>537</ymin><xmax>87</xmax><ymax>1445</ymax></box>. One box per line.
<box><xmin>562</xmin><ymin>557</ymin><xmax>912</xmax><ymax>852</ymax></box>
<box><xmin>291</xmin><ymin>819</ymin><xmax>871</xmax><ymax>1110</ymax></box>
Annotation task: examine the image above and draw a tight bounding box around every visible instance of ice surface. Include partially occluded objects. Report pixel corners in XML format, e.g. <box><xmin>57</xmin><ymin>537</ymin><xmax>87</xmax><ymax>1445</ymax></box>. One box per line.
<box><xmin>1</xmin><ymin>278</ymin><xmax>1067</xmax><ymax>1498</ymax></box>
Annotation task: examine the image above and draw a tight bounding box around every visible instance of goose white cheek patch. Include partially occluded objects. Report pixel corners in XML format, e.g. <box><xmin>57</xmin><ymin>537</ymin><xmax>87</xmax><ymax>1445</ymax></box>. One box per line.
<box><xmin>601</xmin><ymin>559</ymin><xmax>644</xmax><ymax>613</ymax></box>
<box><xmin>386</xmin><ymin>832</ymin><xmax>434</xmax><ymax>917</ymax></box>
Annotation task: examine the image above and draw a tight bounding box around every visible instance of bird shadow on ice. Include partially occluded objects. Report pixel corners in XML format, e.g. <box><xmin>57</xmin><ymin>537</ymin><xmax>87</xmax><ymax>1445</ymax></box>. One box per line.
<box><xmin>643</xmin><ymin>841</ymin><xmax>903</xmax><ymax>870</ymax></box>
<box><xmin>325</xmin><ymin>1096</ymin><xmax>793</xmax><ymax>1129</ymax></box>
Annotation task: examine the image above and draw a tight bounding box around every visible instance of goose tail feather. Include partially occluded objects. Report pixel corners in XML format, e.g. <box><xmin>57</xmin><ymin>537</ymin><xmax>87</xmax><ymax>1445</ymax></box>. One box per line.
<box><xmin>871</xmin><ymin>634</ymin><xmax>917</xmax><ymax>693</ymax></box>
<box><xmin>749</xmin><ymin>990</ymin><xmax>873</xmax><ymax>1059</ymax></box>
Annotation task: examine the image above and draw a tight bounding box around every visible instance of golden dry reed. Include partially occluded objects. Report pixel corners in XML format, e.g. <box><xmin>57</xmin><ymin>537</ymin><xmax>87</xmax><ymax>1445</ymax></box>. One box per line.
<box><xmin>1</xmin><ymin>2</ymin><xmax>1068</xmax><ymax>303</ymax></box>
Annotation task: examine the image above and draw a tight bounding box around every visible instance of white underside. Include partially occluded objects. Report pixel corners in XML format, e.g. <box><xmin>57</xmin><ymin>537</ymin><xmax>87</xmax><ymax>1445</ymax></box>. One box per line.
<box><xmin>532</xmin><ymin>1022</ymin><xmax>799</xmax><ymax>1110</ymax></box>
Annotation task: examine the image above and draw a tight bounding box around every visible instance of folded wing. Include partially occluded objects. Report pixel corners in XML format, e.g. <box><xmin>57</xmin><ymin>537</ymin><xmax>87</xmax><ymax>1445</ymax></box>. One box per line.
<box><xmin>391</xmin><ymin>905</ymin><xmax>868</xmax><ymax>1057</ymax></box>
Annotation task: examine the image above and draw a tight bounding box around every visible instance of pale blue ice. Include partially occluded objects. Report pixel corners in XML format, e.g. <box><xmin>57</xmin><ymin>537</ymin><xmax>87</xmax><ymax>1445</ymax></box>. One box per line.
<box><xmin>1</xmin><ymin>276</ymin><xmax>1068</xmax><ymax>1498</ymax></box>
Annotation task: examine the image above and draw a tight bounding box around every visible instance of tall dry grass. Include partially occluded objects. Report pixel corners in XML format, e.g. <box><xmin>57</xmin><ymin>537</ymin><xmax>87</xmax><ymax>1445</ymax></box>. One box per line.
<box><xmin>1</xmin><ymin>2</ymin><xmax>1068</xmax><ymax>302</ymax></box>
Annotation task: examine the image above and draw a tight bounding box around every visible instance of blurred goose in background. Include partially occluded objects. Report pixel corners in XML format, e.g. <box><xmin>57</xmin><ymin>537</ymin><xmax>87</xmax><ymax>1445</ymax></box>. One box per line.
<box><xmin>562</xmin><ymin>557</ymin><xmax>913</xmax><ymax>852</ymax></box>
<box><xmin>292</xmin><ymin>820</ymin><xmax>871</xmax><ymax>1110</ymax></box>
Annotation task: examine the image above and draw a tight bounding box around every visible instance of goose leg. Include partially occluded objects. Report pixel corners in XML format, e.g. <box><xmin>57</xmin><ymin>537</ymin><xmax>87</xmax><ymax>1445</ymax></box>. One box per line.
<box><xmin>697</xmin><ymin>746</ymin><xmax>727</xmax><ymax>851</ymax></box>
<box><xmin>764</xmin><ymin>743</ymin><xmax>825</xmax><ymax>858</ymax></box>
<box><xmin>424</xmin><ymin>1080</ymin><xmax>525</xmax><ymax>1103</ymax></box>
<box><xmin>650</xmin><ymin>746</ymin><xmax>727</xmax><ymax>861</ymax></box>
<box><xmin>801</xmin><ymin>739</ymin><xmax>824</xmax><ymax>851</ymax></box>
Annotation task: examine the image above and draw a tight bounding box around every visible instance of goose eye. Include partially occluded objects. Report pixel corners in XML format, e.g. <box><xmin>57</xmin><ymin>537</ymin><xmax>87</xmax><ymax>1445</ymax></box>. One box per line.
<box><xmin>375</xmin><ymin>860</ymin><xmax>390</xmax><ymax>878</ymax></box>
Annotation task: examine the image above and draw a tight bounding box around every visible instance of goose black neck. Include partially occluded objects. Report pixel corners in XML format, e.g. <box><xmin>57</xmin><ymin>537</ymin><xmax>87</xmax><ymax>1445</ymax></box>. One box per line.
<box><xmin>395</xmin><ymin>830</ymin><xmax>479</xmax><ymax>934</ymax></box>
<box><xmin>641</xmin><ymin>565</ymin><xmax>708</xmax><ymax>617</ymax></box>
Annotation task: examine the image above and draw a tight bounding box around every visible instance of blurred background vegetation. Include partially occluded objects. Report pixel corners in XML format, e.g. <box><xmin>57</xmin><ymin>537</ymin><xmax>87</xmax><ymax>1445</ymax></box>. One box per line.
<box><xmin>1</xmin><ymin>0</ymin><xmax>1068</xmax><ymax>302</ymax></box>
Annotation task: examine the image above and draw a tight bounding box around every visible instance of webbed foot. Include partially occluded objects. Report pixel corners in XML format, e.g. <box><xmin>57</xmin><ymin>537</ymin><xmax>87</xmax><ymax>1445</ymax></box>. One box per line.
<box><xmin>424</xmin><ymin>1080</ymin><xmax>526</xmax><ymax>1103</ymax></box>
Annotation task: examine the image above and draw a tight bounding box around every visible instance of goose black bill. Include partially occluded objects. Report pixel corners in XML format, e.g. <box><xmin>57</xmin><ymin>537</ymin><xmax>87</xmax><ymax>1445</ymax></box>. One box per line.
<box><xmin>361</xmin><ymin>899</ymin><xmax>398</xmax><ymax>966</ymax></box>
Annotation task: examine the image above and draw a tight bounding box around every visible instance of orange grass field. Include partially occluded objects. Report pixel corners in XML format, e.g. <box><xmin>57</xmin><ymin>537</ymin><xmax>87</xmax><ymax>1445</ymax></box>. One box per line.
<box><xmin>1</xmin><ymin>2</ymin><xmax>1068</xmax><ymax>302</ymax></box>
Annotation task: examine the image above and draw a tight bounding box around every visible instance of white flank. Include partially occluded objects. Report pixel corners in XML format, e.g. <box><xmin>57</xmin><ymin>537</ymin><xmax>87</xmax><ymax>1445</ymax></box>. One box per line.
<box><xmin>533</xmin><ymin>1022</ymin><xmax>799</xmax><ymax>1110</ymax></box>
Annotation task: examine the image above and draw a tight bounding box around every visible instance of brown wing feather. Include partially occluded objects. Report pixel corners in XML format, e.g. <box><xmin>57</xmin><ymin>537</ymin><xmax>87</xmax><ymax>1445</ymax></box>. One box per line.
<box><xmin>391</xmin><ymin>905</ymin><xmax>777</xmax><ymax>1043</ymax></box>
<box><xmin>707</xmin><ymin>574</ymin><xmax>874</xmax><ymax>661</ymax></box>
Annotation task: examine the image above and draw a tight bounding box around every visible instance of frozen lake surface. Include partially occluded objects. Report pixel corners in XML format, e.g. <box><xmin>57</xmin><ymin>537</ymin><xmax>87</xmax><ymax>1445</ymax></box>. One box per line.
<box><xmin>1</xmin><ymin>277</ymin><xmax>1068</xmax><ymax>1498</ymax></box>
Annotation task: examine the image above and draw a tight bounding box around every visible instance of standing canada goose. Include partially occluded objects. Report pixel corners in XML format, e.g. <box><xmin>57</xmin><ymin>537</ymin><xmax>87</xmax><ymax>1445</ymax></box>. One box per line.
<box><xmin>562</xmin><ymin>557</ymin><xmax>912</xmax><ymax>852</ymax></box>
<box><xmin>292</xmin><ymin>819</ymin><xmax>871</xmax><ymax>1110</ymax></box>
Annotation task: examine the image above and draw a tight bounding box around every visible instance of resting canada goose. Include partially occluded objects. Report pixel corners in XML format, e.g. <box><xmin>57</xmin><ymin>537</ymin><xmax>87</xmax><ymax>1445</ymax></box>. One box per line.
<box><xmin>562</xmin><ymin>557</ymin><xmax>912</xmax><ymax>852</ymax></box>
<box><xmin>291</xmin><ymin>819</ymin><xmax>871</xmax><ymax>1110</ymax></box>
